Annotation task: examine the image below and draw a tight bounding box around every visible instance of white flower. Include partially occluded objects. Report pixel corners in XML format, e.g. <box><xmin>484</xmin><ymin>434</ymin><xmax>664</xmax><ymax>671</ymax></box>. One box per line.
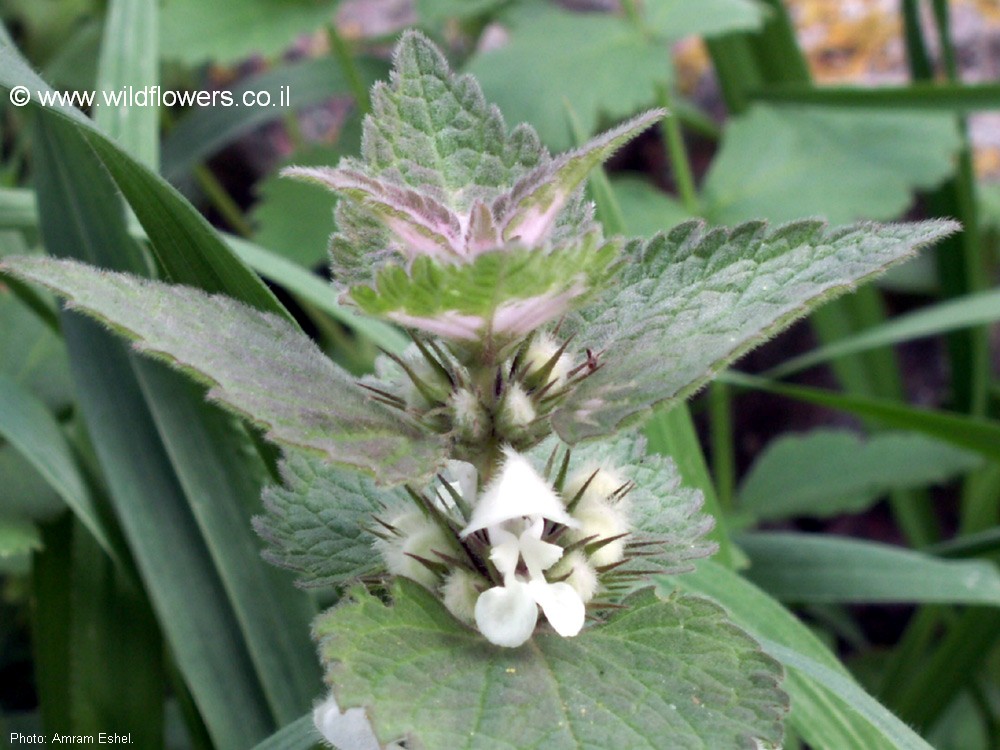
<box><xmin>313</xmin><ymin>693</ymin><xmax>380</xmax><ymax>750</ymax></box>
<box><xmin>461</xmin><ymin>451</ymin><xmax>586</xmax><ymax>647</ymax></box>
<box><xmin>473</xmin><ymin>517</ymin><xmax>586</xmax><ymax>646</ymax></box>
<box><xmin>460</xmin><ymin>449</ymin><xmax>578</xmax><ymax>537</ymax></box>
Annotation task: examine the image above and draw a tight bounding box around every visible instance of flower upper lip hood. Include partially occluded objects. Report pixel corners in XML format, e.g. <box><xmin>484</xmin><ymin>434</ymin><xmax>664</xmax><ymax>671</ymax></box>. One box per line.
<box><xmin>460</xmin><ymin>448</ymin><xmax>579</xmax><ymax>537</ymax></box>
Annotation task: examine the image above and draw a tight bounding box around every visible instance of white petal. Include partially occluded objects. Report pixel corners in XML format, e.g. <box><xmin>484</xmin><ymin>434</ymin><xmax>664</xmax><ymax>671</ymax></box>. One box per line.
<box><xmin>474</xmin><ymin>582</ymin><xmax>539</xmax><ymax>648</ymax></box>
<box><xmin>488</xmin><ymin>527</ymin><xmax>521</xmax><ymax>581</ymax></box>
<box><xmin>528</xmin><ymin>580</ymin><xmax>586</xmax><ymax>638</ymax></box>
<box><xmin>313</xmin><ymin>693</ymin><xmax>381</xmax><ymax>750</ymax></box>
<box><xmin>518</xmin><ymin>520</ymin><xmax>564</xmax><ymax>578</ymax></box>
<box><xmin>461</xmin><ymin>449</ymin><xmax>578</xmax><ymax>536</ymax></box>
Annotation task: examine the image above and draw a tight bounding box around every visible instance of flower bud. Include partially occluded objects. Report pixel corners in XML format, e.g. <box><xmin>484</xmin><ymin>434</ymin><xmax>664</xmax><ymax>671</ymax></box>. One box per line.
<box><xmin>450</xmin><ymin>388</ymin><xmax>487</xmax><ymax>441</ymax></box>
<box><xmin>376</xmin><ymin>511</ymin><xmax>453</xmax><ymax>589</ymax></box>
<box><xmin>550</xmin><ymin>550</ymin><xmax>599</xmax><ymax>602</ymax></box>
<box><xmin>522</xmin><ymin>333</ymin><xmax>573</xmax><ymax>390</ymax></box>
<box><xmin>497</xmin><ymin>383</ymin><xmax>536</xmax><ymax>432</ymax></box>
<box><xmin>442</xmin><ymin>569</ymin><xmax>482</xmax><ymax>625</ymax></box>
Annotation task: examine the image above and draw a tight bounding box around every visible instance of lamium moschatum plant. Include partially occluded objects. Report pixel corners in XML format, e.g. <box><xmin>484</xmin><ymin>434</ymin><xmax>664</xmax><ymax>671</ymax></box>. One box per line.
<box><xmin>2</xmin><ymin>31</ymin><xmax>957</xmax><ymax>750</ymax></box>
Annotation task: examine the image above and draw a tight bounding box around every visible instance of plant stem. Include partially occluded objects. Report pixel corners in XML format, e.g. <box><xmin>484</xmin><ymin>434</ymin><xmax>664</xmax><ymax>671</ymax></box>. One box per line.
<box><xmin>193</xmin><ymin>166</ymin><xmax>253</xmax><ymax>238</ymax></box>
<box><xmin>657</xmin><ymin>84</ymin><xmax>699</xmax><ymax>215</ymax></box>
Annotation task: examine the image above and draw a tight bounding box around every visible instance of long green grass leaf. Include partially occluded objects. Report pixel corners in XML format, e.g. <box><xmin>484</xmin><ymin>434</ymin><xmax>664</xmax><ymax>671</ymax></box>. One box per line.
<box><xmin>768</xmin><ymin>286</ymin><xmax>1000</xmax><ymax>379</ymax></box>
<box><xmin>95</xmin><ymin>0</ymin><xmax>158</xmax><ymax>168</ymax></box>
<box><xmin>0</xmin><ymin>42</ymin><xmax>290</xmax><ymax>319</ymax></box>
<box><xmin>662</xmin><ymin>560</ymin><xmax>920</xmax><ymax>750</ymax></box>
<box><xmin>754</xmin><ymin>81</ymin><xmax>1000</xmax><ymax>111</ymax></box>
<box><xmin>740</xmin><ymin>532</ymin><xmax>1000</xmax><ymax>606</ymax></box>
<box><xmin>0</xmin><ymin>373</ymin><xmax>119</xmax><ymax>562</ymax></box>
<box><xmin>723</xmin><ymin>372</ymin><xmax>1000</xmax><ymax>463</ymax></box>
<box><xmin>33</xmin><ymin>112</ymin><xmax>276</xmax><ymax>748</ymax></box>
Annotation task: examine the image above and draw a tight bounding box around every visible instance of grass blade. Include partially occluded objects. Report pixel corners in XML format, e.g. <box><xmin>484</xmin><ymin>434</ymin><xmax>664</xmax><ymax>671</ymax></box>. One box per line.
<box><xmin>740</xmin><ymin>532</ymin><xmax>1000</xmax><ymax>606</ymax></box>
<box><xmin>34</xmin><ymin>113</ymin><xmax>276</xmax><ymax>748</ymax></box>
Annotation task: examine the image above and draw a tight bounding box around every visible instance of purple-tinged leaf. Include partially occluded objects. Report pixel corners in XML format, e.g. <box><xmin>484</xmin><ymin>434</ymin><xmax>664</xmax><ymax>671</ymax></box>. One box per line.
<box><xmin>496</xmin><ymin>109</ymin><xmax>665</xmax><ymax>244</ymax></box>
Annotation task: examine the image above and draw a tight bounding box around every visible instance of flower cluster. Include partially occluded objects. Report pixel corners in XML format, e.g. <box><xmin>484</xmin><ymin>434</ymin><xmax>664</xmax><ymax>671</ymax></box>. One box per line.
<box><xmin>375</xmin><ymin>448</ymin><xmax>635</xmax><ymax>647</ymax></box>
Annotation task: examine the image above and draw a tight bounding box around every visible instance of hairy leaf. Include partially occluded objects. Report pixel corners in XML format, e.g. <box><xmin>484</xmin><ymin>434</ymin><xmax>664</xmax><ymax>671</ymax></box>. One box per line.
<box><xmin>289</xmin><ymin>33</ymin><xmax>658</xmax><ymax>288</ymax></box>
<box><xmin>255</xmin><ymin>453</ymin><xmax>408</xmax><ymax>588</ymax></box>
<box><xmin>363</xmin><ymin>30</ymin><xmax>547</xmax><ymax>211</ymax></box>
<box><xmin>1</xmin><ymin>256</ymin><xmax>447</xmax><ymax>484</ymax></box>
<box><xmin>351</xmin><ymin>237</ymin><xmax>619</xmax><ymax>342</ymax></box>
<box><xmin>552</xmin><ymin>219</ymin><xmax>958</xmax><ymax>442</ymax></box>
<box><xmin>316</xmin><ymin>580</ymin><xmax>787</xmax><ymax>749</ymax></box>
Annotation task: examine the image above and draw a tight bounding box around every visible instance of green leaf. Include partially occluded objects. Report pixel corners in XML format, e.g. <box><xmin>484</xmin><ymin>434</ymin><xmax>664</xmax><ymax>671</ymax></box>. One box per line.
<box><xmin>160</xmin><ymin>0</ymin><xmax>338</xmax><ymax>64</ymax></box>
<box><xmin>255</xmin><ymin>453</ymin><xmax>408</xmax><ymax>588</ymax></box>
<box><xmin>552</xmin><ymin>219</ymin><xmax>957</xmax><ymax>442</ymax></box>
<box><xmin>1</xmin><ymin>256</ymin><xmax>447</xmax><ymax>484</ymax></box>
<box><xmin>0</xmin><ymin>40</ymin><xmax>291</xmax><ymax>319</ymax></box>
<box><xmin>740</xmin><ymin>532</ymin><xmax>1000</xmax><ymax>606</ymax></box>
<box><xmin>0</xmin><ymin>373</ymin><xmax>117</xmax><ymax>561</ymax></box>
<box><xmin>0</xmin><ymin>517</ymin><xmax>41</xmax><ymax>558</ymax></box>
<box><xmin>739</xmin><ymin>429</ymin><xmax>982</xmax><ymax>520</ymax></box>
<box><xmin>365</xmin><ymin>30</ymin><xmax>547</xmax><ymax>208</ymax></box>
<box><xmin>95</xmin><ymin>0</ymin><xmax>158</xmax><ymax>168</ymax></box>
<box><xmin>644</xmin><ymin>0</ymin><xmax>768</xmax><ymax>39</ymax></box>
<box><xmin>316</xmin><ymin>579</ymin><xmax>787</xmax><ymax>749</ymax></box>
<box><xmin>611</xmin><ymin>176</ymin><xmax>692</xmax><ymax>238</ymax></box>
<box><xmin>0</xmin><ymin>186</ymin><xmax>408</xmax><ymax>354</ymax></box>
<box><xmin>32</xmin><ymin>114</ymin><xmax>277</xmax><ymax>748</ymax></box>
<box><xmin>467</xmin><ymin>7</ymin><xmax>670</xmax><ymax>150</ymax></box>
<box><xmin>664</xmin><ymin>560</ymin><xmax>931</xmax><ymax>750</ymax></box>
<box><xmin>703</xmin><ymin>105</ymin><xmax>962</xmax><ymax>224</ymax></box>
<box><xmin>0</xmin><ymin>266</ymin><xmax>73</xmax><ymax>412</ymax></box>
<box><xmin>723</xmin><ymin>371</ymin><xmax>1000</xmax><ymax>464</ymax></box>
<box><xmin>252</xmin><ymin>145</ymin><xmax>350</xmax><ymax>268</ymax></box>
<box><xmin>0</xmin><ymin>443</ymin><xmax>63</xmax><ymax>520</ymax></box>
<box><xmin>351</xmin><ymin>238</ymin><xmax>618</xmax><ymax>342</ymax></box>
<box><xmin>768</xmin><ymin>285</ymin><xmax>1000</xmax><ymax>379</ymax></box>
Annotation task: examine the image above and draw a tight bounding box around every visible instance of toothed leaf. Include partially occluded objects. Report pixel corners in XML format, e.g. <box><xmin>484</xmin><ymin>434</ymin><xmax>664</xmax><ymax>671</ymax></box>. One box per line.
<box><xmin>350</xmin><ymin>238</ymin><xmax>619</xmax><ymax>342</ymax></box>
<box><xmin>363</xmin><ymin>30</ymin><xmax>546</xmax><ymax>211</ymax></box>
<box><xmin>496</xmin><ymin>109</ymin><xmax>665</xmax><ymax>245</ymax></box>
<box><xmin>316</xmin><ymin>580</ymin><xmax>787</xmax><ymax>750</ymax></box>
<box><xmin>553</xmin><ymin>219</ymin><xmax>959</xmax><ymax>442</ymax></box>
<box><xmin>254</xmin><ymin>453</ymin><xmax>407</xmax><ymax>588</ymax></box>
<box><xmin>2</xmin><ymin>256</ymin><xmax>447</xmax><ymax>484</ymax></box>
<box><xmin>286</xmin><ymin>165</ymin><xmax>465</xmax><ymax>262</ymax></box>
